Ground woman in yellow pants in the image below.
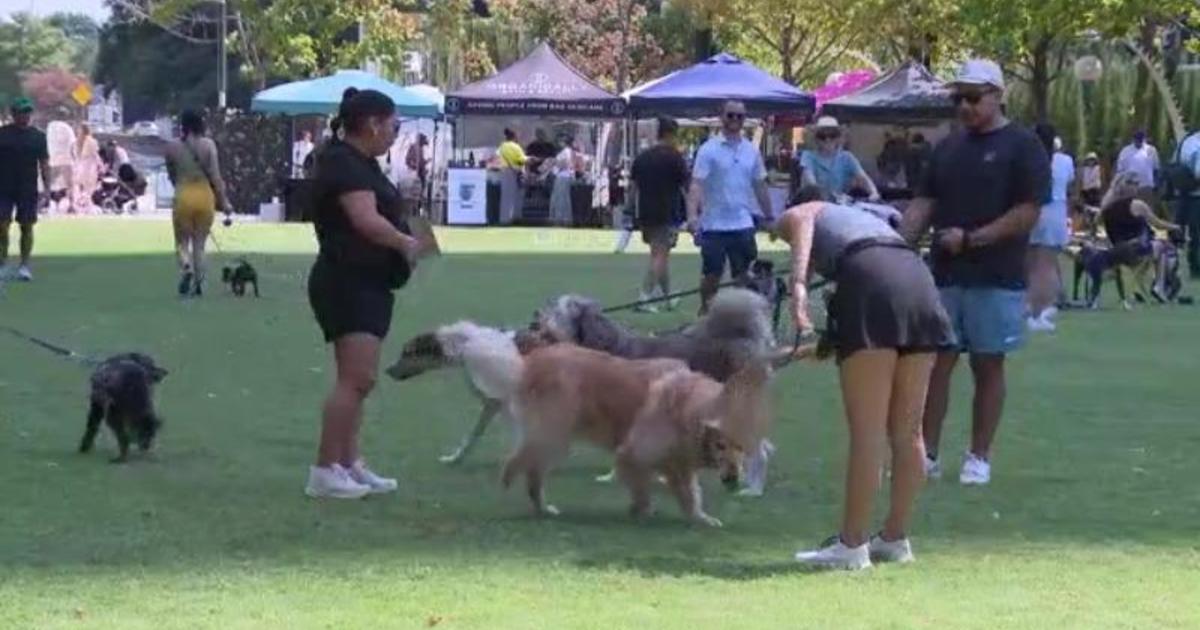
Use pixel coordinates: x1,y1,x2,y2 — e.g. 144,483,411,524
165,110,230,297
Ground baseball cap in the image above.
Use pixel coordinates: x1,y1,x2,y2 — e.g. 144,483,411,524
814,116,841,129
949,59,1005,91
10,97,34,114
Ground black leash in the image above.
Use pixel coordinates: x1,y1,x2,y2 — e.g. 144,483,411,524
1,325,99,367
600,267,831,314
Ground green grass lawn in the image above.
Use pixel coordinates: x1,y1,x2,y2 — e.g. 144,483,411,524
2,219,1198,629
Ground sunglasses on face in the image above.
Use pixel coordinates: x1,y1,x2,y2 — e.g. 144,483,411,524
816,132,840,141
724,112,746,121
951,89,996,106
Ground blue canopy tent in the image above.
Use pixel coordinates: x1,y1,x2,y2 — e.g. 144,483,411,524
625,53,814,119
251,70,441,117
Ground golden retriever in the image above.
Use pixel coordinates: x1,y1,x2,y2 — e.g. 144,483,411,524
442,321,772,527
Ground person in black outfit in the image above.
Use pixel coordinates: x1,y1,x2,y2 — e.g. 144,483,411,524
0,97,50,281
630,117,689,310
305,88,433,500
1085,172,1180,306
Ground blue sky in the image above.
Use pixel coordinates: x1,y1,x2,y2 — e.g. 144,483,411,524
1,0,109,21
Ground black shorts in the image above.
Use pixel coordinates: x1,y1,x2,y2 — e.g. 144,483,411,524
699,229,758,278
308,260,395,343
828,244,953,360
0,192,38,225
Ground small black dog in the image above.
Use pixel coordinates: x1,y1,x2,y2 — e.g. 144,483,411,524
79,353,168,463
742,259,789,334
222,259,259,297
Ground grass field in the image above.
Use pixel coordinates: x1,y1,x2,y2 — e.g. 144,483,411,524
2,219,1198,629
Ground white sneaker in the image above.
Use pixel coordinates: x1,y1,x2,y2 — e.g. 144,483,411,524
1041,306,1059,321
924,455,941,480
305,465,370,499
346,460,398,494
16,265,32,281
959,452,991,486
1026,316,1055,332
633,291,659,313
794,535,871,571
868,534,915,564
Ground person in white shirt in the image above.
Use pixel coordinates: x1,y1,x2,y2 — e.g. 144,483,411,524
1175,130,1200,276
549,136,582,226
1079,152,1103,206
1116,130,1160,208
292,131,314,178
1027,125,1074,331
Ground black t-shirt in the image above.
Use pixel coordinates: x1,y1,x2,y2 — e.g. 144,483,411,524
631,144,689,227
526,140,557,161
919,124,1050,289
312,140,411,288
0,124,48,198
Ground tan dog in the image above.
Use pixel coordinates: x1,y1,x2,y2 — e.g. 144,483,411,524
437,321,772,526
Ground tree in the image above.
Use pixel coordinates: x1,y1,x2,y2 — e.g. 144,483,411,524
956,0,1102,122
110,0,421,88
673,0,870,86
21,67,89,120
519,0,666,92
0,13,73,106
46,13,102,77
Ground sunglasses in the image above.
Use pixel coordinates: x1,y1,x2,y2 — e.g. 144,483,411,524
951,89,996,106
724,112,746,121
816,131,841,141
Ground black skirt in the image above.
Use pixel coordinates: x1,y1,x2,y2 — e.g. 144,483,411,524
827,244,952,360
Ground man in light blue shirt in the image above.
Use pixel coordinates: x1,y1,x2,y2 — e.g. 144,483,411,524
800,116,880,202
686,100,774,312
1174,130,1200,277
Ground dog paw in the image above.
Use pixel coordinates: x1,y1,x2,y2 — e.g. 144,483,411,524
693,514,723,528
594,470,616,483
537,505,561,518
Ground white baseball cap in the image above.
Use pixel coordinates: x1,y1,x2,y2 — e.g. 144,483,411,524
949,59,1005,91
814,115,841,129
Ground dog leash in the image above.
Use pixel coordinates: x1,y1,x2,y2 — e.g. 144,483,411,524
1,325,100,367
600,268,831,314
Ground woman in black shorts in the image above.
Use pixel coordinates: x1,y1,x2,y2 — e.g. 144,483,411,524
778,187,952,570
305,89,429,499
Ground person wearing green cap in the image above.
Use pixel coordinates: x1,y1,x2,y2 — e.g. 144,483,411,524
0,97,50,281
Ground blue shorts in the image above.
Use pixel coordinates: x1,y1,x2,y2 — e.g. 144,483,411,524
699,229,757,278
1030,201,1069,248
938,286,1026,354
0,192,38,225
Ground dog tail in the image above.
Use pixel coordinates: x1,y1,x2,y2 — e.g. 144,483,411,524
699,288,772,344
439,321,525,402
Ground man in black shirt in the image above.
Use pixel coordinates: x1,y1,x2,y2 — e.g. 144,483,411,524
630,117,689,311
0,97,50,281
900,59,1050,486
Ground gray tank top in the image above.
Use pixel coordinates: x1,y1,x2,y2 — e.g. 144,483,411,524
811,203,904,277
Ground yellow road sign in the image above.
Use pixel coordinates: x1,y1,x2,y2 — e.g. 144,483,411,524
71,83,93,107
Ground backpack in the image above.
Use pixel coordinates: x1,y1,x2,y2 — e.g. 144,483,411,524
1164,132,1199,195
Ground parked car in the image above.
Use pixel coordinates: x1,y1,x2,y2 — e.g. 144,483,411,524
129,121,161,137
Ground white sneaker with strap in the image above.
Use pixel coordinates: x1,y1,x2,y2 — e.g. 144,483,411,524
868,533,915,564
959,451,991,486
347,460,398,494
305,464,370,499
794,535,871,571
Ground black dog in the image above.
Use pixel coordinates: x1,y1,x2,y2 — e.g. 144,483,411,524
79,353,168,463
742,259,790,335
222,259,259,297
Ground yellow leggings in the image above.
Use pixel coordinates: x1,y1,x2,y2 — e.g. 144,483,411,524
173,181,216,234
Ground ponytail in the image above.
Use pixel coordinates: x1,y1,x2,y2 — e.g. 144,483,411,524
330,87,360,139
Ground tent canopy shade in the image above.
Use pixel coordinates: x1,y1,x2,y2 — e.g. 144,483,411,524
251,70,441,117
625,53,814,119
445,43,626,118
821,62,955,124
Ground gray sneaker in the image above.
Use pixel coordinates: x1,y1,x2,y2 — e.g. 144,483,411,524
16,265,33,282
